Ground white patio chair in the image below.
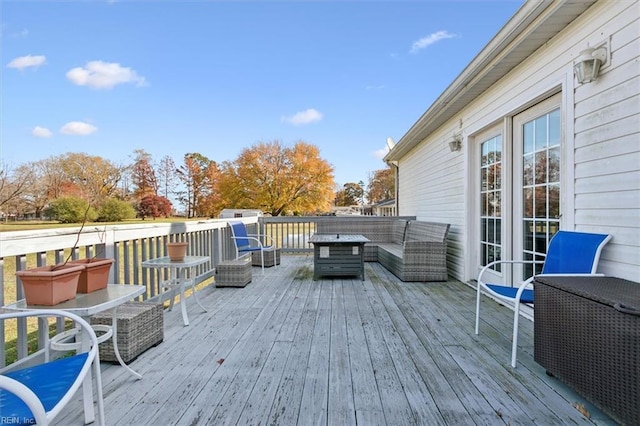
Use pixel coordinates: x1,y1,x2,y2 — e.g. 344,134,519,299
228,221,275,275
0,310,105,425
475,230,612,368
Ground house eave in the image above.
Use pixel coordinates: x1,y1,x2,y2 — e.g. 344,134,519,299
384,0,597,163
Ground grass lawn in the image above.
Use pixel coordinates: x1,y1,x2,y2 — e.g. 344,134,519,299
0,217,203,232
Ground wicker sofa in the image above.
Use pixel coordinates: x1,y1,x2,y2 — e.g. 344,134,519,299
316,218,450,281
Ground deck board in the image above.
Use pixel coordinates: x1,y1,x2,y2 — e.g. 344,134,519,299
58,254,615,425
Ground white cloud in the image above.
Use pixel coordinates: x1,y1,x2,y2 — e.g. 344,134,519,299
365,84,386,90
60,121,98,136
410,31,457,54
66,60,147,89
7,55,46,70
11,29,29,38
32,126,52,138
281,108,323,125
373,146,389,159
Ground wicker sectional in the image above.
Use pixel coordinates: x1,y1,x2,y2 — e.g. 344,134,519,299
316,218,450,282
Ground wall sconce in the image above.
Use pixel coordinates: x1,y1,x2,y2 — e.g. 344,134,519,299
449,134,462,152
574,46,607,84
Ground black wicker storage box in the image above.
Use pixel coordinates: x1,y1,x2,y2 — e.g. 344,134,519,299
90,302,164,363
534,276,639,425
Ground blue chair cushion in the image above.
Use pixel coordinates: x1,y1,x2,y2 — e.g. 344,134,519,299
0,353,89,423
486,284,534,304
239,246,271,253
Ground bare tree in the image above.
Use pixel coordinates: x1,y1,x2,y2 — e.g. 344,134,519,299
0,162,32,219
157,155,177,200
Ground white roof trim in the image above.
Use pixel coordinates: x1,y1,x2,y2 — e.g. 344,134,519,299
384,0,596,162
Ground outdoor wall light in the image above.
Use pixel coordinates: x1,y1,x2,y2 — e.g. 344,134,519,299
449,135,462,152
574,46,607,84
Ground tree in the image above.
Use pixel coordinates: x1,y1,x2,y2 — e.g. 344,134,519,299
131,149,158,199
137,194,172,219
157,155,177,200
335,182,364,206
367,167,395,204
175,153,217,218
0,162,33,219
44,196,97,223
97,198,136,222
58,153,123,204
219,140,334,216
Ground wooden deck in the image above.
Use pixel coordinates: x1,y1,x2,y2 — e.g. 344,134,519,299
59,255,614,425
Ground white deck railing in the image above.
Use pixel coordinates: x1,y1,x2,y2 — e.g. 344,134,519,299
1,215,410,367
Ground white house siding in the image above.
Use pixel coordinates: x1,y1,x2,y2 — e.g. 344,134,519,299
573,1,640,281
395,0,639,282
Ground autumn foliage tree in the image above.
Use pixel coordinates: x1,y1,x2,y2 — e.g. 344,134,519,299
57,153,123,204
334,182,364,206
131,149,158,199
176,153,221,218
367,167,395,204
219,140,334,216
137,195,172,219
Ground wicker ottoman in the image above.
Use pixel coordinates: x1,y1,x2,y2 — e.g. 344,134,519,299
90,302,164,363
216,257,252,287
534,276,640,426
251,248,280,267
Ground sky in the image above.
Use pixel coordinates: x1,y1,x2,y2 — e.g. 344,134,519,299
1,0,523,187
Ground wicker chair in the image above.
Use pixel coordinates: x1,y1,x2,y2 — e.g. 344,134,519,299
475,230,612,368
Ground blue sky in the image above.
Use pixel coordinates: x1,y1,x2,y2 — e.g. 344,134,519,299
1,0,522,187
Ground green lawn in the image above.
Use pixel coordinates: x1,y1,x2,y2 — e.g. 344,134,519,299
0,217,202,232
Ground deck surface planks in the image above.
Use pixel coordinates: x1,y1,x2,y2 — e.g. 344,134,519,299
58,254,615,425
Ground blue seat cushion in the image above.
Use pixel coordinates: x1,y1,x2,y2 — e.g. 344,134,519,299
239,245,272,253
0,353,89,423
486,284,534,304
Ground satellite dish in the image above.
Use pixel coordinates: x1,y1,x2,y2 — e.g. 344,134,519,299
386,137,395,150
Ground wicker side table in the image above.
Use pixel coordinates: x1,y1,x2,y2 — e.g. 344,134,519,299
90,301,164,363
252,248,281,267
216,256,252,287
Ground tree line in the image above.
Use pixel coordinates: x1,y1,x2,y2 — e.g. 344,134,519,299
0,140,394,222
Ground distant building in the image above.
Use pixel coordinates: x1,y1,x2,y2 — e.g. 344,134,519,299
371,199,396,216
218,209,263,219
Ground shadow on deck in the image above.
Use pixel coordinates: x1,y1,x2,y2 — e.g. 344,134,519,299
60,255,614,425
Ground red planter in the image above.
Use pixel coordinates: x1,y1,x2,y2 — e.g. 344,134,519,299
68,258,114,293
16,264,84,306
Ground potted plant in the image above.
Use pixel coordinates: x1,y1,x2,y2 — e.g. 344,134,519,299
167,240,188,261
